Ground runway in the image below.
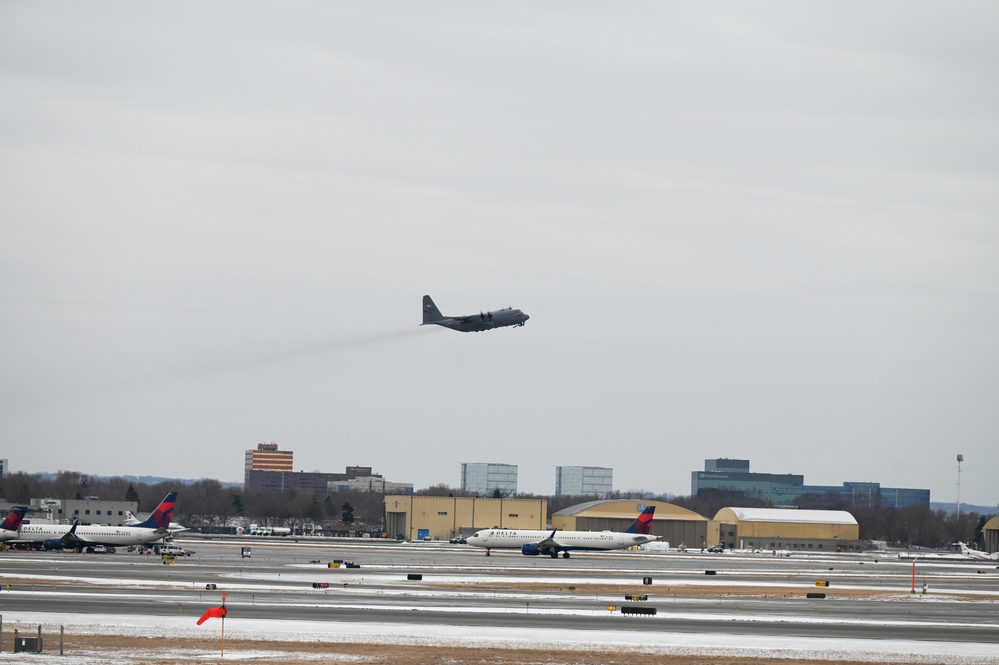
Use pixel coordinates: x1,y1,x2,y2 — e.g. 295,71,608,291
2,537,998,663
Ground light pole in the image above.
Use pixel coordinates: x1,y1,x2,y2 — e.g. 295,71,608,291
956,454,964,520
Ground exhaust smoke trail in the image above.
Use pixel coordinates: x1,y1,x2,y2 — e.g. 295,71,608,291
196,325,439,377
3,326,442,412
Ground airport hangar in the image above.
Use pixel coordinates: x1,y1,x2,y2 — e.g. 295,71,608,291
711,507,862,552
985,515,999,555
555,502,860,552
384,496,548,541
552,499,709,548
383,496,711,545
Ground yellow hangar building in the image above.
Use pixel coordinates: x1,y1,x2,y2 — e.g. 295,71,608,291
384,495,547,541
985,516,999,555
711,507,861,552
552,499,709,548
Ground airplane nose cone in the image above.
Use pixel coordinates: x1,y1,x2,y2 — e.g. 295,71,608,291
523,314,530,321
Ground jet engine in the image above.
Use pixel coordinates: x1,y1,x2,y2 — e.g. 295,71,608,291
42,539,65,550
521,544,541,556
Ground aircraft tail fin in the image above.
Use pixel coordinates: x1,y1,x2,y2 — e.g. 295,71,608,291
422,295,445,324
1,506,27,531
624,506,656,534
135,492,178,530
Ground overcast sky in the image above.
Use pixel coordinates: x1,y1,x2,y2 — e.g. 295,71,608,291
2,2,997,507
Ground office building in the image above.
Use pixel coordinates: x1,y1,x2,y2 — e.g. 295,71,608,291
246,465,382,494
555,466,613,497
799,482,930,509
329,476,413,494
692,459,930,508
244,443,293,486
692,458,804,506
460,463,518,497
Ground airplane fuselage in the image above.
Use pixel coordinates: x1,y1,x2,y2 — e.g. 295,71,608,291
14,524,168,548
422,295,528,332
431,308,529,332
466,528,657,553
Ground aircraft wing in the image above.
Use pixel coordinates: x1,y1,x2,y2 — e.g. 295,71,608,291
534,529,560,555
455,313,493,323
60,522,90,547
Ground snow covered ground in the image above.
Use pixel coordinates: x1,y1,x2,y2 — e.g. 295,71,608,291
2,612,999,664
3,545,997,663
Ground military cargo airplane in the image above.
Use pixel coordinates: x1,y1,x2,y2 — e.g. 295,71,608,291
421,295,529,332
466,506,657,558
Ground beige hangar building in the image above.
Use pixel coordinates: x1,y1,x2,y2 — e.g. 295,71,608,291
552,499,709,548
711,507,861,552
384,495,547,541
985,516,999,555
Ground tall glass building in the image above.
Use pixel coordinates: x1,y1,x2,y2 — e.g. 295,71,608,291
460,463,518,496
800,482,930,508
555,466,613,497
692,459,930,508
691,460,804,506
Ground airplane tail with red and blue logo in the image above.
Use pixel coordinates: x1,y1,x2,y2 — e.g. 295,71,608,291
1,506,28,532
134,492,177,530
624,505,655,534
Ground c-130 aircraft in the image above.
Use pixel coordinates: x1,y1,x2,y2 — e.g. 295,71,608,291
422,295,529,332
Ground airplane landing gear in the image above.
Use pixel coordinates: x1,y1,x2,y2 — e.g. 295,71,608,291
485,549,491,557
562,551,571,559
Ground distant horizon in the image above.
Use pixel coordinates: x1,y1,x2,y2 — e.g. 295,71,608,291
7,468,998,515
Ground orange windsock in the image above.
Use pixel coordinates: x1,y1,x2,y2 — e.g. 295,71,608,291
197,606,228,625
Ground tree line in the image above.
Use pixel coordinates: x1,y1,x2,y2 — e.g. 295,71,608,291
1,471,992,549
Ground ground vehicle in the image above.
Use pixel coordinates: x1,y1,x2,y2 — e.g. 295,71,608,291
92,545,107,554
154,543,190,556
707,545,725,553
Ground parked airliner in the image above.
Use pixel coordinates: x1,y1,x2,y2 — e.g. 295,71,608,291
13,492,177,551
124,510,189,534
466,506,657,558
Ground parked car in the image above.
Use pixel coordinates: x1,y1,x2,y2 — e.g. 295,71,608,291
92,545,107,554
707,545,725,553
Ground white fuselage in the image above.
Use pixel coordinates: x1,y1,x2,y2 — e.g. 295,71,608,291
0,529,19,542
15,524,167,547
466,528,656,552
